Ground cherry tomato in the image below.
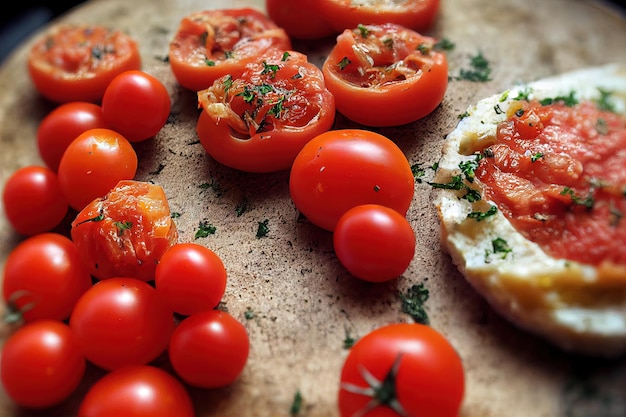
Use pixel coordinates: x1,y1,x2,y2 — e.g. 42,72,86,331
265,0,336,40
71,180,179,281
318,0,440,33
334,204,416,282
169,310,250,388
155,243,227,316
197,48,335,172
322,23,449,127
2,165,68,235
289,129,415,232
101,70,171,142
27,24,141,103
78,365,195,417
0,320,86,408
168,8,292,91
69,277,175,371
57,127,138,212
339,323,465,417
2,232,92,323
37,102,108,172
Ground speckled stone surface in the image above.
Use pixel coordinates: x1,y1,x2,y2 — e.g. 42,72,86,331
1,1,626,416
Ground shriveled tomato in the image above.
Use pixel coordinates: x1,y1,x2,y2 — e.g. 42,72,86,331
155,243,227,316
169,310,250,388
0,320,86,409
318,0,440,33
334,204,416,282
78,365,195,417
168,8,292,91
57,127,138,212
339,323,464,417
37,101,108,172
70,180,178,281
289,129,414,232
322,23,448,126
265,0,336,40
101,70,171,142
197,48,335,172
69,277,175,371
2,165,68,235
2,233,92,323
27,24,141,103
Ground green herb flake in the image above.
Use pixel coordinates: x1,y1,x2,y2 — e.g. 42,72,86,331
223,75,233,93
244,307,255,320
338,57,351,70
399,283,430,325
467,205,498,221
459,156,480,183
205,59,216,67
463,188,482,203
560,187,594,209
171,212,181,219
596,88,616,112
531,152,544,162
281,51,291,61
75,212,105,226
434,38,455,51
267,95,286,118
539,91,578,107
357,23,370,38
256,219,270,238
261,61,280,78
113,221,132,236
343,329,357,349
428,174,465,190
458,111,470,119
383,37,394,50
457,51,492,82
513,87,532,101
416,42,431,54
195,221,217,239
224,50,234,59
235,198,249,217
411,163,426,183
289,390,303,416
491,237,512,259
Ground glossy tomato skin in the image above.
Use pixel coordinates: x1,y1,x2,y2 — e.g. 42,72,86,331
2,233,92,323
197,49,335,173
169,310,250,388
69,277,175,371
57,128,138,211
339,323,465,417
266,0,336,40
2,165,68,235
169,8,292,91
334,204,416,282
78,365,195,417
0,320,86,408
102,70,171,142
322,24,448,127
71,180,178,281
289,129,415,232
37,102,108,172
27,25,141,103
155,243,227,316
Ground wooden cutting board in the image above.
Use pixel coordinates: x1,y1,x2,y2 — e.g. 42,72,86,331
1,0,626,416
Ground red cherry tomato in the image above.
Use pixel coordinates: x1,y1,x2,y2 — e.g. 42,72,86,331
169,310,250,388
0,320,86,408
101,70,171,142
57,128,138,212
69,277,175,371
27,24,141,103
2,165,68,235
78,365,195,417
333,204,416,282
265,0,336,40
339,323,465,417
169,8,292,91
196,48,335,173
37,101,108,172
289,129,415,232
322,23,448,127
2,232,92,323
155,243,227,316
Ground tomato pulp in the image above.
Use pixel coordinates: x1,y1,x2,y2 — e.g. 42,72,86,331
476,100,626,267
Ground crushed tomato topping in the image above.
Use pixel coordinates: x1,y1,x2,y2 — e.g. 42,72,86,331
475,99,626,266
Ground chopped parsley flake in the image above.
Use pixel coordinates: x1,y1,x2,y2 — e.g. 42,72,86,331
399,283,430,325
357,24,370,38
488,237,512,260
539,91,578,107
205,59,216,67
596,88,616,112
281,51,290,61
434,37,455,51
560,187,594,209
195,221,217,239
244,307,255,320
411,163,426,183
256,219,270,238
235,198,249,217
113,221,132,236
457,51,492,82
261,61,280,78
338,57,351,70
289,391,303,416
467,205,498,221
531,152,544,162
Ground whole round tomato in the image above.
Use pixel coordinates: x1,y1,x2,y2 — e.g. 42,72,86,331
37,101,108,172
2,165,68,235
334,204,416,282
57,127,138,211
69,277,175,371
169,310,250,388
266,0,336,40
2,232,92,323
27,24,141,103
155,243,227,316
289,129,415,232
322,23,448,127
78,365,195,417
339,323,465,417
102,70,171,142
0,320,86,408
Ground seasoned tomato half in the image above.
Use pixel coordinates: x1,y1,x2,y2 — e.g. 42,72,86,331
197,48,335,173
322,23,448,127
27,25,141,103
168,8,292,92
70,180,178,281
